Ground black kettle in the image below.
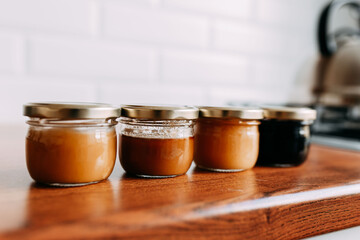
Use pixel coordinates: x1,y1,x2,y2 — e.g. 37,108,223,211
314,0,360,106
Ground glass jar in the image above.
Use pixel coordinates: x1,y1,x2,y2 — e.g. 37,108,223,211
23,102,120,186
194,107,264,172
257,107,317,167
119,105,198,178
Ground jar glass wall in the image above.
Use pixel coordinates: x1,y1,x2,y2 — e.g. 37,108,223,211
120,118,195,178
257,119,313,167
195,118,260,172
257,107,317,167
23,102,120,187
119,105,198,178
194,107,264,172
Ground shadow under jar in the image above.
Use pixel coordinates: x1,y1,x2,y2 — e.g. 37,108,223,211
257,107,317,167
119,105,198,178
23,102,120,187
194,107,264,172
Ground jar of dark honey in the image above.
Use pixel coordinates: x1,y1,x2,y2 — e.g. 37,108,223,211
257,107,317,167
119,105,198,178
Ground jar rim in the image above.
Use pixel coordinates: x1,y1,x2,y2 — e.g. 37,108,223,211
121,105,199,120
23,102,120,119
198,106,264,120
26,119,117,127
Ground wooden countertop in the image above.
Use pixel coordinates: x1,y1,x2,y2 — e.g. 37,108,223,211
1,125,360,239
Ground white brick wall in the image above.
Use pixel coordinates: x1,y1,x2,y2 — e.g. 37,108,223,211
0,77,97,123
104,1,209,47
163,0,253,19
0,0,330,123
0,33,24,74
99,83,207,106
0,0,94,34
29,36,156,81
213,20,298,57
161,49,249,84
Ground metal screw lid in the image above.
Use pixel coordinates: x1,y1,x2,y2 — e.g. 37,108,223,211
198,106,264,120
121,105,199,120
23,102,121,119
262,106,317,121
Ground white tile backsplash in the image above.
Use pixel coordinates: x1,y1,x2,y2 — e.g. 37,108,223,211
207,85,291,106
252,57,298,87
162,49,249,85
213,20,297,57
99,83,207,106
103,1,209,47
0,33,23,73
163,0,253,19
28,36,157,81
256,0,329,30
0,0,94,34
0,0,331,123
0,77,97,123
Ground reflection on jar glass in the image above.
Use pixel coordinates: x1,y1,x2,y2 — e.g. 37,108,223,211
119,105,198,178
257,107,317,167
23,102,120,186
194,107,263,172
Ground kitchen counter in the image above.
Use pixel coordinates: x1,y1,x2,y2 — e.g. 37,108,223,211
1,126,360,239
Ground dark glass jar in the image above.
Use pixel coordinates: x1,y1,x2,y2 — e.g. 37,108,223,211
257,107,316,167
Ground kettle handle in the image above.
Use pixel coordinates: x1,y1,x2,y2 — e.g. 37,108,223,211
317,0,360,57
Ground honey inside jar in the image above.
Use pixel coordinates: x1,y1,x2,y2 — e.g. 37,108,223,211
195,118,260,171
120,135,194,177
23,102,120,186
257,107,316,167
119,105,198,178
194,107,263,172
26,126,117,185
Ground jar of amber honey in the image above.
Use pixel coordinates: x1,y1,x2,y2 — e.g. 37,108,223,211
194,107,264,172
23,102,120,187
119,105,198,178
257,107,316,167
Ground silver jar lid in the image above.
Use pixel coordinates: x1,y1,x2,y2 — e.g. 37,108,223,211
121,105,199,120
23,102,121,119
198,106,264,120
262,106,317,121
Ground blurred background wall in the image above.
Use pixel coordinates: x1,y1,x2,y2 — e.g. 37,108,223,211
0,0,332,123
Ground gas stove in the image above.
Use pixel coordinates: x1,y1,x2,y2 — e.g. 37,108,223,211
312,105,360,151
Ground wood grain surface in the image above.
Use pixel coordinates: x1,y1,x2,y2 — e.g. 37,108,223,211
0,125,360,239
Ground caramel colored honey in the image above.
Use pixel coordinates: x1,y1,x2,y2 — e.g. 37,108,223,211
119,135,194,177
26,127,117,184
194,118,260,171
